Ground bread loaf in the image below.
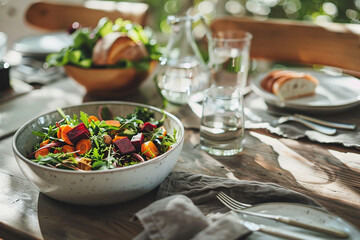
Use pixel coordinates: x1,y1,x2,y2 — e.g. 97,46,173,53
261,70,318,100
92,32,148,66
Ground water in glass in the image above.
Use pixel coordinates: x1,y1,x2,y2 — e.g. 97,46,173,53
200,86,245,156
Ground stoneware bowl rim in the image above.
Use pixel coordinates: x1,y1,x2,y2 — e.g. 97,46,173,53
12,101,184,175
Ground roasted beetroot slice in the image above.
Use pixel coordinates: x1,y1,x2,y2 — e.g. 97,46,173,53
131,133,144,152
66,123,90,145
98,106,113,121
114,138,136,155
140,122,157,132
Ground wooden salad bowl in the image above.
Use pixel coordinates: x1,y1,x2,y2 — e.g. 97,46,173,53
64,61,157,99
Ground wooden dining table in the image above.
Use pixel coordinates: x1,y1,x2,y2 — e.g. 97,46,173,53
0,55,360,240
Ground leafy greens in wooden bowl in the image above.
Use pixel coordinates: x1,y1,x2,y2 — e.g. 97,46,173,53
47,18,160,98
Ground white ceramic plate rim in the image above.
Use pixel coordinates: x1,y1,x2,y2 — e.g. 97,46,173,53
251,68,360,110
12,101,185,174
13,31,72,55
243,202,360,239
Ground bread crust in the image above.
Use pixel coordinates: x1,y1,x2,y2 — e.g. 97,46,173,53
92,32,148,66
272,74,318,94
261,70,319,99
261,70,303,92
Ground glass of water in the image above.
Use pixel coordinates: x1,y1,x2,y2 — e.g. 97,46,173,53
209,31,252,90
200,86,245,156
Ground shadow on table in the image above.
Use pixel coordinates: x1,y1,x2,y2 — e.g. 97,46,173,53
37,189,157,240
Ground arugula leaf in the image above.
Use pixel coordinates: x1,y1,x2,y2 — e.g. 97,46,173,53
32,131,48,138
80,111,89,128
99,106,113,121
158,128,177,153
34,153,79,170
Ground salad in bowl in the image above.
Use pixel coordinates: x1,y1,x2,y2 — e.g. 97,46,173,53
12,102,184,205
30,106,177,171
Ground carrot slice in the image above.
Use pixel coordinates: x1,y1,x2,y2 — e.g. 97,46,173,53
158,126,167,139
57,126,62,138
40,139,50,147
88,115,99,122
76,139,91,155
105,120,120,127
61,145,75,154
113,135,127,142
61,125,74,145
35,148,49,159
141,141,159,159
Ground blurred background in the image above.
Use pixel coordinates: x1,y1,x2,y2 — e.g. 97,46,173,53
143,0,360,33
1,0,359,48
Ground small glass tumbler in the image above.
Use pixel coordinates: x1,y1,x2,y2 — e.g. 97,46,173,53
200,86,245,156
209,31,252,91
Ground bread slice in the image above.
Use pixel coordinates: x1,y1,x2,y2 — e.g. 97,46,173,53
261,70,319,100
261,70,296,92
92,32,148,66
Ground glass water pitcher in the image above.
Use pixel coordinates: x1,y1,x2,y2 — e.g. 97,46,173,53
154,15,212,105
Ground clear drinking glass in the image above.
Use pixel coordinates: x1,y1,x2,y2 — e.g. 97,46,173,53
200,86,245,156
209,31,252,90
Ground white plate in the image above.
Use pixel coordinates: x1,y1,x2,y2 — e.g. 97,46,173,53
242,202,360,240
13,31,72,58
251,69,360,113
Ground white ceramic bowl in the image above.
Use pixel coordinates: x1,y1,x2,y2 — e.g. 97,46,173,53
12,101,184,205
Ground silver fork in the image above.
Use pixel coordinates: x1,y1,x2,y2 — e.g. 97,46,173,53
216,191,348,238
274,116,336,135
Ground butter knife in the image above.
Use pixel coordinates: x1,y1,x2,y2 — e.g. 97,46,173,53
245,108,337,135
231,209,348,238
268,111,356,130
294,114,356,130
230,212,329,240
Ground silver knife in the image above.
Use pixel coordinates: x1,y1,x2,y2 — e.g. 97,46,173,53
245,108,337,135
294,114,356,130
231,209,348,238
230,211,329,240
267,111,356,130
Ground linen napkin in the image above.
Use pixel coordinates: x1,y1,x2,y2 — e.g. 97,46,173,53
133,172,324,240
134,194,251,240
245,93,360,148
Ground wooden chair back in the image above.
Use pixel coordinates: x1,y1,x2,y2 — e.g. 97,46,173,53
25,1,149,31
211,17,360,75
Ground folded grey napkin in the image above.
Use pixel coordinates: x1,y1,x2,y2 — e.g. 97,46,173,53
134,194,251,240
245,93,360,148
133,172,323,240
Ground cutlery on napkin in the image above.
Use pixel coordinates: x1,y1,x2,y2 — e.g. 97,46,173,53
267,111,356,130
244,108,337,135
